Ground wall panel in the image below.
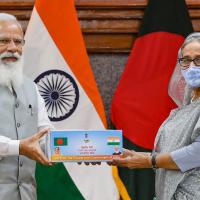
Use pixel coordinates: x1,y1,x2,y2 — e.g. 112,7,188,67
0,0,200,53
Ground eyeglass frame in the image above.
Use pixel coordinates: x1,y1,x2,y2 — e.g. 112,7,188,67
0,37,25,47
178,56,200,69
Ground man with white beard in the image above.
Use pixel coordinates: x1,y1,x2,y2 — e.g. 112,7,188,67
0,13,52,200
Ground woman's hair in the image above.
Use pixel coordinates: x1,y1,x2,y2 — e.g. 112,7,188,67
168,33,200,106
179,32,200,58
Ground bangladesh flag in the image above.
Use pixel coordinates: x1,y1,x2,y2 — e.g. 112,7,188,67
111,0,193,199
54,138,68,146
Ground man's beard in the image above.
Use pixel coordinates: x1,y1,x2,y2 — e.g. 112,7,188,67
0,52,24,89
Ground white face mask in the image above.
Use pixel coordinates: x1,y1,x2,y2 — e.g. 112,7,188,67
181,65,200,88
0,51,24,88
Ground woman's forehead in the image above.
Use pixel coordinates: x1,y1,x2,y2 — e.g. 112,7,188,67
182,41,200,56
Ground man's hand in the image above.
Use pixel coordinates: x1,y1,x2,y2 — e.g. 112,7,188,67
19,128,52,166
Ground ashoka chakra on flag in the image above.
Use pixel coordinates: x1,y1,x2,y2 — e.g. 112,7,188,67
35,69,79,122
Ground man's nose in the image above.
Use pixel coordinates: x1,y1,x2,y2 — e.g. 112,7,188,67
6,40,18,52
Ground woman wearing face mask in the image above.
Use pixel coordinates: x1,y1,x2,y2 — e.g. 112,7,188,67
112,32,200,200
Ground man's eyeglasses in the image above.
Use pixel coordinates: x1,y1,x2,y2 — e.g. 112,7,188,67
179,57,200,69
0,38,25,47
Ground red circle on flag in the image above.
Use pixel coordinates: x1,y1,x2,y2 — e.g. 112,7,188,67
57,139,63,145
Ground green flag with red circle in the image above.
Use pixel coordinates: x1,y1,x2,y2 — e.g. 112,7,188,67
54,138,68,146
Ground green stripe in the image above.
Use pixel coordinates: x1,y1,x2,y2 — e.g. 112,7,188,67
36,163,85,200
107,142,120,145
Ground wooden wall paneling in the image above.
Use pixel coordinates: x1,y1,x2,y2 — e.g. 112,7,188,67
80,19,140,33
78,9,144,20
84,33,135,53
75,0,200,8
0,0,199,8
192,19,200,31
0,0,33,9
77,1,144,53
189,9,200,18
0,0,200,53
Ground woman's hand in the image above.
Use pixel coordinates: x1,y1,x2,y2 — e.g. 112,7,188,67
111,149,179,170
111,149,152,169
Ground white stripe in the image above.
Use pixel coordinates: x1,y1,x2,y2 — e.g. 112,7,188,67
108,139,120,142
24,8,119,200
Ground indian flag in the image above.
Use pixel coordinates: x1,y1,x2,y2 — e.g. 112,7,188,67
107,137,120,145
23,0,120,199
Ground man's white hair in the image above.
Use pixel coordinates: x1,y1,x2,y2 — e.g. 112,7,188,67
0,13,24,88
0,13,17,21
0,13,23,34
